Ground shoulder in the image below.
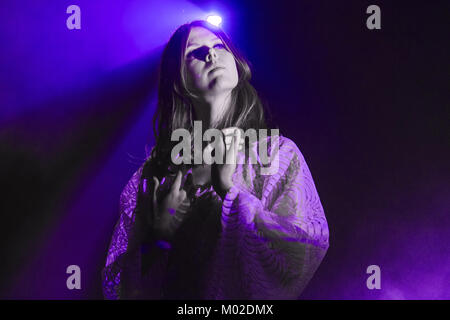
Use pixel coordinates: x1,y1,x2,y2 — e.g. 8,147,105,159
241,132,306,178
277,135,303,157
257,133,306,164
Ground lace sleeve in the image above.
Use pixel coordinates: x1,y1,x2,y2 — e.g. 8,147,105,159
102,160,176,299
206,137,329,299
101,167,143,299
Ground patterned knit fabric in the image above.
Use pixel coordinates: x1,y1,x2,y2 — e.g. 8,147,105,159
102,135,329,299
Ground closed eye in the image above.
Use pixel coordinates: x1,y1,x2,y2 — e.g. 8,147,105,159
186,43,228,60
186,46,210,60
214,43,226,50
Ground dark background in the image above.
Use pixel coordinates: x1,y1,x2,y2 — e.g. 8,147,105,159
0,0,448,299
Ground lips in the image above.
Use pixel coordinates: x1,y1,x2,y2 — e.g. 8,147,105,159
208,66,225,75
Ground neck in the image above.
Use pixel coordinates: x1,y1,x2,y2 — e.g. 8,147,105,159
193,91,232,128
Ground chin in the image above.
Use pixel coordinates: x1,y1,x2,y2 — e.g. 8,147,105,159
207,77,237,92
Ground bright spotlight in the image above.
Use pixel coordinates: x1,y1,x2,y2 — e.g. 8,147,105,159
206,15,222,27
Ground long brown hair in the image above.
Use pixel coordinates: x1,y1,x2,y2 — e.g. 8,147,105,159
148,20,272,176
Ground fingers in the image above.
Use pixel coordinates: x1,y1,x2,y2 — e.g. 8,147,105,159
214,133,226,164
222,127,237,147
178,189,187,202
152,176,159,209
225,129,240,165
170,170,182,193
222,127,236,151
184,172,193,189
202,142,215,165
234,129,240,154
223,127,244,152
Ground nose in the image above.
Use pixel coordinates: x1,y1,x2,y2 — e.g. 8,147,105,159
205,47,218,63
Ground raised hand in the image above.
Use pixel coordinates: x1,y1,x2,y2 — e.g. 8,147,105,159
152,170,188,240
211,128,241,200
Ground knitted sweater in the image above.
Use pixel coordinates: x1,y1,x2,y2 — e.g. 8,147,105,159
102,135,329,299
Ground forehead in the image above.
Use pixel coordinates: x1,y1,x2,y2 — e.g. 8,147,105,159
187,27,220,45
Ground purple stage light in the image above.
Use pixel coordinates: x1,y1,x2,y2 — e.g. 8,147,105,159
206,14,222,27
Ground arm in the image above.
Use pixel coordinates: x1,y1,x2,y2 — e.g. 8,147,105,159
207,137,329,299
101,166,170,299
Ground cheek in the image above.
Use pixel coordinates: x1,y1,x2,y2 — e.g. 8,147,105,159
224,55,239,82
187,62,204,82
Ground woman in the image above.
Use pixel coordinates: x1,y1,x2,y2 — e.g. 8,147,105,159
102,20,329,299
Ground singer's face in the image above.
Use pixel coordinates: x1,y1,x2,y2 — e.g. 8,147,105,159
184,27,239,97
